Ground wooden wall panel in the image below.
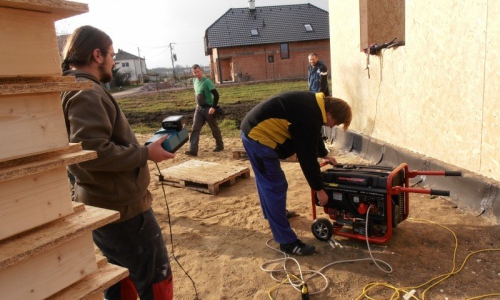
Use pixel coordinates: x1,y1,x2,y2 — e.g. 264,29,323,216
330,0,500,181
0,92,69,162
359,0,405,51
0,6,61,76
0,233,97,300
480,0,500,180
0,1,128,298
0,166,73,239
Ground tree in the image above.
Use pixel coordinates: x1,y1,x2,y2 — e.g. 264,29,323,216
110,65,130,88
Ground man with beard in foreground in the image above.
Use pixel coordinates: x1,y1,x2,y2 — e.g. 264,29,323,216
61,25,175,300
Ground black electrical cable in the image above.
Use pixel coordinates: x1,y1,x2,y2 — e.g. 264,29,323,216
155,162,199,300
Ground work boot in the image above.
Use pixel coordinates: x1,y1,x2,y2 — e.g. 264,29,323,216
213,145,224,152
280,239,315,256
184,150,198,156
286,209,298,218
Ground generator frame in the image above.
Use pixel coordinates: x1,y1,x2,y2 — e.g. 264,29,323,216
310,163,461,244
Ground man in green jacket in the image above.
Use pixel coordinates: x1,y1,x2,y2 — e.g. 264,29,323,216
184,64,224,156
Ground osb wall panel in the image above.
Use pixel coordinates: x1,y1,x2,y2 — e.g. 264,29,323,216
480,1,500,178
359,0,405,50
0,6,61,76
329,0,499,181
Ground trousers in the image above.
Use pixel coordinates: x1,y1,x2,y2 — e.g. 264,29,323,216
189,106,223,152
241,132,298,244
93,208,173,300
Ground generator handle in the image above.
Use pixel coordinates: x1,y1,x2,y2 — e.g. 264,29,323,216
408,170,462,178
394,187,450,197
430,189,451,196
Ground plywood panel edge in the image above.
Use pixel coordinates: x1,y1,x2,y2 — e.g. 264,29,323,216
0,76,93,95
0,205,119,270
0,76,74,83
0,149,97,182
0,0,88,20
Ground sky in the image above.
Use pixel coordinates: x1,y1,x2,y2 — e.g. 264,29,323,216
55,0,329,69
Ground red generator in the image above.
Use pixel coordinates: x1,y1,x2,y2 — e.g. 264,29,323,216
310,163,461,244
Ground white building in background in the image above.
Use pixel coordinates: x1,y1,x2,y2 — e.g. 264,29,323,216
115,49,147,84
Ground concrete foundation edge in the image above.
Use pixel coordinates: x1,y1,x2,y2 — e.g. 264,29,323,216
329,128,500,224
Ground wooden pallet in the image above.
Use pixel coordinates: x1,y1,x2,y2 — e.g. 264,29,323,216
232,148,249,160
159,160,250,194
232,148,298,162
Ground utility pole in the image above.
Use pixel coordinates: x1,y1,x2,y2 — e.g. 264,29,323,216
137,47,143,83
169,43,176,80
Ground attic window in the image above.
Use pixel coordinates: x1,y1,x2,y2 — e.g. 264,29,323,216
304,24,313,32
250,29,259,36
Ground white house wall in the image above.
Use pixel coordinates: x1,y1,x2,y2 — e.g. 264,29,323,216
116,59,147,82
329,0,499,181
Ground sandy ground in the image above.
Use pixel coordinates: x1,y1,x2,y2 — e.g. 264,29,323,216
139,134,500,300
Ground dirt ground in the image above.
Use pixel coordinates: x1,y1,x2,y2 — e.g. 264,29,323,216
136,131,500,300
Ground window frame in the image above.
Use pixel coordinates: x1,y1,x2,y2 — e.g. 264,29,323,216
280,43,290,59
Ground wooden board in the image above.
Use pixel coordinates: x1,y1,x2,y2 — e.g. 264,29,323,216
0,143,97,182
232,148,250,160
0,7,62,76
159,159,250,194
0,76,93,95
0,233,97,300
0,203,119,270
0,166,74,240
0,0,88,20
48,255,128,300
232,147,298,162
0,92,70,162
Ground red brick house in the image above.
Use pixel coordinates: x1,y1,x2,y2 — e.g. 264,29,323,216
204,1,330,84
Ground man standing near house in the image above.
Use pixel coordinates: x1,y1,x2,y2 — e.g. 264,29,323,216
184,64,224,156
308,53,329,96
61,25,174,300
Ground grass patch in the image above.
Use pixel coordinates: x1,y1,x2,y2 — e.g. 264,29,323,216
118,79,307,110
119,79,310,136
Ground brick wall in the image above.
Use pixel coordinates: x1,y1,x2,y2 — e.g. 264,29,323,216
209,39,330,83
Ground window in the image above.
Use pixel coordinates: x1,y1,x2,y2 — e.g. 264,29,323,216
268,55,274,63
250,29,259,36
359,0,405,52
122,62,129,67
280,43,289,59
304,24,313,32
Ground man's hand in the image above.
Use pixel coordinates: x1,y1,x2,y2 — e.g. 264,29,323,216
208,107,215,115
321,156,338,165
147,135,175,162
316,189,329,206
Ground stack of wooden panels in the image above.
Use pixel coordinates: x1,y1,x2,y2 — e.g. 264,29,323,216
0,1,128,299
